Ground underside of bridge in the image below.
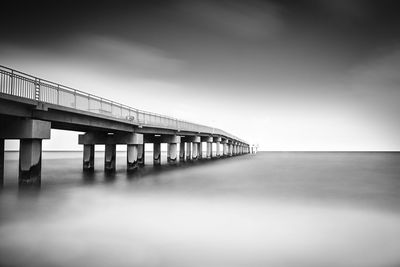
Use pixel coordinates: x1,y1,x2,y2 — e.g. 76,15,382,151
0,94,250,187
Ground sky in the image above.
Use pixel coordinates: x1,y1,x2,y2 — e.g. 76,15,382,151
1,0,400,151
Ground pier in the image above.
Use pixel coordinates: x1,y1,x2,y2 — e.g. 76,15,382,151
0,65,250,186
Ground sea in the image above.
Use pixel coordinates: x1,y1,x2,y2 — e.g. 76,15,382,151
1,151,400,267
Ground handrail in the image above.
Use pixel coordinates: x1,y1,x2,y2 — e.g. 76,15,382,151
0,65,247,144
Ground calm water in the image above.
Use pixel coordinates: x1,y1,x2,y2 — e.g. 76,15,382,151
1,152,400,267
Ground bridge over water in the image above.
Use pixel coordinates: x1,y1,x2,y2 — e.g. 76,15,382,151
0,65,250,186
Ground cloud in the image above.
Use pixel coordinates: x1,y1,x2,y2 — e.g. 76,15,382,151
0,35,184,81
178,0,283,41
349,47,400,93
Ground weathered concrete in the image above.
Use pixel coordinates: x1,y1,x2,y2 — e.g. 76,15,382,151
186,142,192,161
145,134,180,144
198,142,203,159
79,132,143,145
153,142,161,165
0,118,51,139
0,139,4,185
19,139,42,186
137,144,145,166
201,136,213,143
179,142,185,161
104,144,116,172
0,119,52,186
223,143,228,157
206,142,212,159
167,143,178,163
216,142,221,158
127,144,138,171
213,137,222,158
83,144,95,171
79,132,143,171
181,136,201,143
192,142,198,160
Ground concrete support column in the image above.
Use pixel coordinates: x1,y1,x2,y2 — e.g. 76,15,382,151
223,143,228,157
104,144,116,172
215,142,220,158
186,142,192,161
127,144,138,172
192,142,198,160
153,143,161,165
198,142,203,159
179,142,185,161
137,144,145,166
206,142,212,159
167,143,178,163
0,139,4,185
19,139,42,186
83,144,95,171
0,119,50,186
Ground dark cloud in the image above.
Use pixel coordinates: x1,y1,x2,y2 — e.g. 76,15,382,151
2,0,400,46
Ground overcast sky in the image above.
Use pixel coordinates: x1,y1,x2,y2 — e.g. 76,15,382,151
1,0,400,151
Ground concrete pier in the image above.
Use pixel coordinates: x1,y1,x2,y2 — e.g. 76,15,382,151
0,119,51,186
207,142,212,159
213,137,222,158
167,143,178,163
181,136,200,161
143,134,180,165
192,142,198,160
0,139,3,185
198,142,203,159
104,144,116,172
153,143,161,165
127,144,138,171
79,132,143,172
186,142,192,161
19,139,42,186
83,144,95,171
222,141,228,157
137,144,145,166
179,142,185,161
200,136,213,159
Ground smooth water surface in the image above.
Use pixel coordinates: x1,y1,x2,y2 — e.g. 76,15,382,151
1,152,400,267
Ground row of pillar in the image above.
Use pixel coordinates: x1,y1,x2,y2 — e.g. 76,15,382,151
0,118,251,186
78,133,250,173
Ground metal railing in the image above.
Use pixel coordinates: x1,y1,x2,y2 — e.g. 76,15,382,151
0,65,246,143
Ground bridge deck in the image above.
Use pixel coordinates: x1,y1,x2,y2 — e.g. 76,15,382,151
0,65,246,143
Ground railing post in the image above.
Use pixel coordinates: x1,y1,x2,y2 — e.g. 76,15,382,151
73,90,77,109
88,94,90,111
10,70,14,95
100,98,103,112
57,85,60,105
